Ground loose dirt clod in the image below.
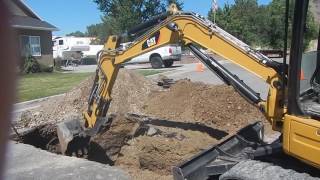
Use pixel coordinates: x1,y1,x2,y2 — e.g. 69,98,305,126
16,69,270,180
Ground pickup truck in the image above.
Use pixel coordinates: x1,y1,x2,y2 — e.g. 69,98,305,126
120,43,182,68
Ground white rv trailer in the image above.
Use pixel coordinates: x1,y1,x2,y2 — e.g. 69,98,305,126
53,36,90,60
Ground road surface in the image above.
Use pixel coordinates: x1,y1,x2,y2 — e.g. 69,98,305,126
5,142,129,180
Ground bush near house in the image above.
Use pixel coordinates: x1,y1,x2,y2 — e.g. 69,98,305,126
21,56,54,74
22,56,41,74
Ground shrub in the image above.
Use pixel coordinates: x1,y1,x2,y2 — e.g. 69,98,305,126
23,56,41,74
53,57,64,71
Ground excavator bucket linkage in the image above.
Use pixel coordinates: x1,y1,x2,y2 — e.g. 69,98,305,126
172,122,282,180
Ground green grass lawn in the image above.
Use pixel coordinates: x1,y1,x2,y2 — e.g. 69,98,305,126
18,72,93,102
17,69,164,102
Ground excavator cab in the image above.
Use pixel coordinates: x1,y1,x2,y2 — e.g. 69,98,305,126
300,50,320,116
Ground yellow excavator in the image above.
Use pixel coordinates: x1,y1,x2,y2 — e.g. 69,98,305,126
56,0,320,179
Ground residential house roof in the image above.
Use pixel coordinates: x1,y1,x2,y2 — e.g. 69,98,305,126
11,16,58,31
8,0,59,31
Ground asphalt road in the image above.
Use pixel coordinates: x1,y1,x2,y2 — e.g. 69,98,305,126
5,142,129,180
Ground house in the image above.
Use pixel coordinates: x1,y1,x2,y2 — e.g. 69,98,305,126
7,0,58,70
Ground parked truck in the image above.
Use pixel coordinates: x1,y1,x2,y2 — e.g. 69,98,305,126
120,42,182,68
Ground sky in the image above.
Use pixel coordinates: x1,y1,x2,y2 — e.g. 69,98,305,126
24,0,271,36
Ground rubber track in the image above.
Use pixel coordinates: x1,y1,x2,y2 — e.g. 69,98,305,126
219,160,319,180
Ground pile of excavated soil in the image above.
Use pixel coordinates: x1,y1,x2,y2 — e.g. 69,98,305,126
143,79,266,133
16,69,269,180
18,69,158,129
18,76,94,129
116,130,216,179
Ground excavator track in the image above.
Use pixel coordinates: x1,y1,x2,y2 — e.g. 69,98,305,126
220,160,319,180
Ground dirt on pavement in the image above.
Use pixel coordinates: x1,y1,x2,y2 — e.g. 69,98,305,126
16,69,269,180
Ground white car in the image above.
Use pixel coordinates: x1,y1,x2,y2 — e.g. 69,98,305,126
120,43,182,68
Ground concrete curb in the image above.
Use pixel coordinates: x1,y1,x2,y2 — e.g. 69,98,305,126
15,94,65,107
146,69,180,78
5,142,130,180
146,63,197,78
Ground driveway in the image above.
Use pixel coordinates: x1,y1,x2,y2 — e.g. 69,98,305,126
61,65,97,73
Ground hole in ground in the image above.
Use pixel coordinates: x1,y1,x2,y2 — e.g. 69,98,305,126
12,113,228,176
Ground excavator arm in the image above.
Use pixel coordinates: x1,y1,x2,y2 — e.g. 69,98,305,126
84,10,284,133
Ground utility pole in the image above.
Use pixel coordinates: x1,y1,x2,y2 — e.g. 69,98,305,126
212,0,218,24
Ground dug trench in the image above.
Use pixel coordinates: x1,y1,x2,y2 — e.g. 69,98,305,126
12,113,228,178
12,69,272,179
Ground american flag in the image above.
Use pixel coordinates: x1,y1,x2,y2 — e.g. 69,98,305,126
212,0,218,12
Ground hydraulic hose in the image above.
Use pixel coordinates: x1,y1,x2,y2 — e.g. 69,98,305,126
188,44,262,105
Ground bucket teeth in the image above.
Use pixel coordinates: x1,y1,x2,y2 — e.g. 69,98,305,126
56,119,86,155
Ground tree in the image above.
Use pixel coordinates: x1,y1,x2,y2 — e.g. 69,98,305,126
209,0,264,46
64,0,184,44
263,0,317,49
66,31,86,37
167,0,183,10
86,24,103,37
93,0,183,34
208,0,318,50
86,23,111,44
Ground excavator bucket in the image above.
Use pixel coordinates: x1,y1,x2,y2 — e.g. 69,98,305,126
56,118,90,156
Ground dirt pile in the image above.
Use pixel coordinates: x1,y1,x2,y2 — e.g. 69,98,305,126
116,130,216,179
18,76,93,129
108,69,158,114
143,79,266,133
18,69,158,129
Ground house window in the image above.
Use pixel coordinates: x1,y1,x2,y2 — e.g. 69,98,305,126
20,36,41,56
59,40,64,45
